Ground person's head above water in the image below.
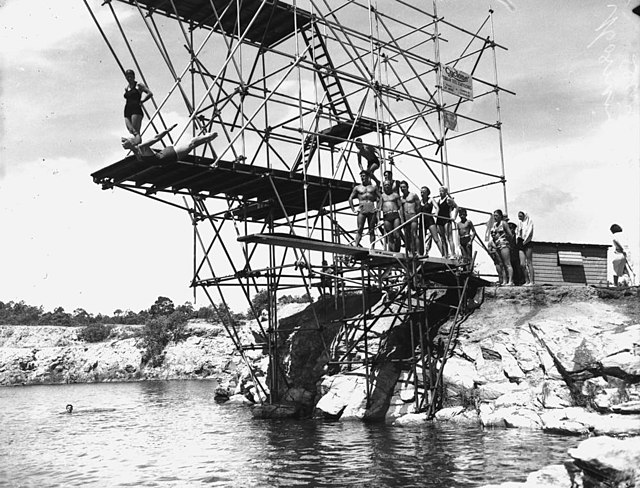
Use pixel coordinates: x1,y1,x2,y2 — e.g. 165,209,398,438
66,404,73,414
610,224,623,234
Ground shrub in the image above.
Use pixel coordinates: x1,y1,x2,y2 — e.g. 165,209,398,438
141,311,189,367
78,323,113,343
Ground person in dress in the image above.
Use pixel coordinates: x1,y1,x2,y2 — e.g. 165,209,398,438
516,211,535,286
610,223,630,287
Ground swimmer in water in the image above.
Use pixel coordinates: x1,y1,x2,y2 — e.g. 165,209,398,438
66,404,73,414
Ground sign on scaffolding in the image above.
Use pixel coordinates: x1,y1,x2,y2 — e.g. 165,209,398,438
442,66,473,100
443,110,458,131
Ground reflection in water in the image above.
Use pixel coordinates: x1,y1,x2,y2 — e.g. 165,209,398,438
0,382,579,487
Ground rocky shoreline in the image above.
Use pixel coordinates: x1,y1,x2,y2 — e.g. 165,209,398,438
1,286,639,486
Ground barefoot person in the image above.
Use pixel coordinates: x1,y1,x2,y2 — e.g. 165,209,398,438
490,209,514,286
457,208,476,263
399,181,421,255
380,181,403,252
355,138,381,184
349,170,380,247
436,186,458,258
123,69,153,145
121,124,218,164
516,211,535,286
419,186,443,257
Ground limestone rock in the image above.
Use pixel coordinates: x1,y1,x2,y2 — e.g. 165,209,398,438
503,408,542,429
393,412,429,426
434,406,465,421
315,370,368,419
569,436,640,487
442,356,476,390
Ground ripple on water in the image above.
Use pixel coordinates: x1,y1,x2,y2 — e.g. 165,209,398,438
0,382,581,487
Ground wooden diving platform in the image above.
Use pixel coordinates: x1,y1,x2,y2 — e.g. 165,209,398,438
90,157,353,221
316,118,381,147
115,0,311,49
238,233,475,271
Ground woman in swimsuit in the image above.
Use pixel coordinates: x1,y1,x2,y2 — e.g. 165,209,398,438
122,124,218,165
490,209,514,286
124,69,153,145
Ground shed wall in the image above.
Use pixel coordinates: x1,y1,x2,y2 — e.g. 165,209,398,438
531,243,607,286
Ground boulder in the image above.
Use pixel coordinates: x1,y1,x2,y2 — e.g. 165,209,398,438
434,406,465,421
503,409,542,429
315,370,368,419
442,356,476,390
569,436,640,487
393,412,429,426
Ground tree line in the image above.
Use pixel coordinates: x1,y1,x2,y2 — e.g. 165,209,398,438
0,291,310,327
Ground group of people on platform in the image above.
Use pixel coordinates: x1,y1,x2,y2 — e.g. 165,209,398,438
348,165,536,286
121,71,632,290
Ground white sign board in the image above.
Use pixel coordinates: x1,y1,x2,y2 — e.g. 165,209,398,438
443,110,458,131
442,66,473,100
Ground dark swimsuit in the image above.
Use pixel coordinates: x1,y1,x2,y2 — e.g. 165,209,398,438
436,197,452,226
420,200,435,227
140,147,177,165
124,85,144,119
383,210,400,223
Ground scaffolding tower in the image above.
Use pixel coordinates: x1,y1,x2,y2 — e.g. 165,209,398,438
88,0,510,418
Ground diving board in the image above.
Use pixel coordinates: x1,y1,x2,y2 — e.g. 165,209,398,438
237,233,368,256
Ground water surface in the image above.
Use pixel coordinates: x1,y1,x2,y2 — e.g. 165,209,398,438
0,381,579,487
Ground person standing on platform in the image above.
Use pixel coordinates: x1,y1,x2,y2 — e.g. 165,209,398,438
122,124,218,165
349,170,380,247
399,181,421,256
318,259,332,297
379,181,404,252
419,186,443,257
457,208,476,264
436,186,458,258
382,169,400,194
516,211,535,286
123,69,153,145
490,209,515,286
355,138,381,185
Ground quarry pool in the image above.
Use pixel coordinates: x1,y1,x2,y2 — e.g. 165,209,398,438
0,381,579,487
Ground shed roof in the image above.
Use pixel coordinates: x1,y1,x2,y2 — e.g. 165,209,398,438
532,241,610,249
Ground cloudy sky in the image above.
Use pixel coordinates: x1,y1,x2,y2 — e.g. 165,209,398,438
1,0,638,315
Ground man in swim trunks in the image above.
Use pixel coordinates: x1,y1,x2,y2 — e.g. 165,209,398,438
122,124,218,165
399,181,421,255
355,138,381,185
379,181,404,252
456,208,476,263
349,170,380,247
436,186,458,258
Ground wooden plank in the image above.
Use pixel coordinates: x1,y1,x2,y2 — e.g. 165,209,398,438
238,233,368,256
